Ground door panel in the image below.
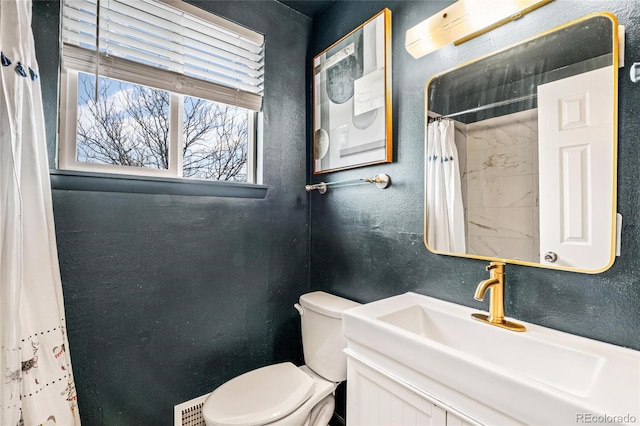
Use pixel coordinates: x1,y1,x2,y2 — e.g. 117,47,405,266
537,65,614,270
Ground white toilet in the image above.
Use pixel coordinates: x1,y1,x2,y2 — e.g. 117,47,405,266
202,291,360,426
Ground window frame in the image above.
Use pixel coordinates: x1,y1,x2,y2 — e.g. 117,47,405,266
57,0,263,185
58,68,258,183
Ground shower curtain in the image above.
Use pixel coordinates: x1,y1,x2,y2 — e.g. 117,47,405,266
426,119,466,253
1,1,80,424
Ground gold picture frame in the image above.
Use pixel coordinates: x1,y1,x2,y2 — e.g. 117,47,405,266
312,8,392,174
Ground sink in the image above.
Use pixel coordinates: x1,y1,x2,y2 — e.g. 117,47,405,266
378,304,603,397
343,292,640,425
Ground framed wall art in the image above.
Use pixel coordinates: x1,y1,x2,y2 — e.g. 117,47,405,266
313,8,392,174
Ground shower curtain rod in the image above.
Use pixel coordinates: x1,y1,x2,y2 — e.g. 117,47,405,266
431,93,537,121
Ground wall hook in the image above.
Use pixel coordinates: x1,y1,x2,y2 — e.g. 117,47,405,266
630,62,640,83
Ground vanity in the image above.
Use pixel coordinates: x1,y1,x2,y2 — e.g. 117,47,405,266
343,292,640,425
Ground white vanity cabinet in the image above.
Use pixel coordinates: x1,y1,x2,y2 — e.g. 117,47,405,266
346,355,474,426
342,293,640,426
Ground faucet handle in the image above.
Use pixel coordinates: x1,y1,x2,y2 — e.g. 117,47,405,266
485,262,505,272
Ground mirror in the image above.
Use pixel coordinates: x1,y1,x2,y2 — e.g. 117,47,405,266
424,13,619,273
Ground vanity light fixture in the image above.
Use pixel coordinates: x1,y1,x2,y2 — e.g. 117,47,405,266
405,0,554,59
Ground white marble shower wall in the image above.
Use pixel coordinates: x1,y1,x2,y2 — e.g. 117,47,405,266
455,122,468,229
465,109,539,262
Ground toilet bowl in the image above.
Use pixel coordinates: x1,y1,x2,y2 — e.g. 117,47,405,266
202,292,360,426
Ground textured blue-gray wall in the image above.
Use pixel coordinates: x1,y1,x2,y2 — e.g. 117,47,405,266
33,1,311,425
31,0,640,424
310,3,640,417
310,0,640,350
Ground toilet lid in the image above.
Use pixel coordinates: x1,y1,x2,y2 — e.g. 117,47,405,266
202,362,315,426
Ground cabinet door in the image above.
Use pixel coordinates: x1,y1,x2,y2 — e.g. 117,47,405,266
347,358,447,425
446,411,475,426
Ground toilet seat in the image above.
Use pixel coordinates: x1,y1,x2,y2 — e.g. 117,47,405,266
202,362,315,426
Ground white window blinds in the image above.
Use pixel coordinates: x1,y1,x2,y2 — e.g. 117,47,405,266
61,0,264,111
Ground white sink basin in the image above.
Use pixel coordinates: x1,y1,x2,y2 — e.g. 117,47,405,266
379,304,602,397
343,292,640,425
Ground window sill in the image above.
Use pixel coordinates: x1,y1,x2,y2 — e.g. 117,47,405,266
49,170,268,199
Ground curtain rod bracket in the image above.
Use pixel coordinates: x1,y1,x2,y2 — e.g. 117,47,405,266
305,182,328,194
364,173,391,189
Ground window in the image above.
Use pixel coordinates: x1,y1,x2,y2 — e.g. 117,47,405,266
59,0,264,183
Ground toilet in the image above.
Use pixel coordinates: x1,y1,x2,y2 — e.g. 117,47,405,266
202,291,360,426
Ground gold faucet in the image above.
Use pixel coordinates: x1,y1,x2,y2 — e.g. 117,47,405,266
471,262,526,332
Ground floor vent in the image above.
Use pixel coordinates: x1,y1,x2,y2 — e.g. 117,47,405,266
174,393,210,426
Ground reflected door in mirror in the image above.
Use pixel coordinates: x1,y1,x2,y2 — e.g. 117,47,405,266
538,66,614,270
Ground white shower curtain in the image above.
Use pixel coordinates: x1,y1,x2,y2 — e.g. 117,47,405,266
1,1,80,425
426,119,466,253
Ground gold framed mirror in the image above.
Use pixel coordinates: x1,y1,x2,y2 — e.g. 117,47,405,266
424,13,619,273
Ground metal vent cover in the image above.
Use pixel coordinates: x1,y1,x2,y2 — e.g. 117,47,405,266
174,393,210,426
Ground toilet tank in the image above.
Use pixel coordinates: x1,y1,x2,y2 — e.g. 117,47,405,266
297,291,361,382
